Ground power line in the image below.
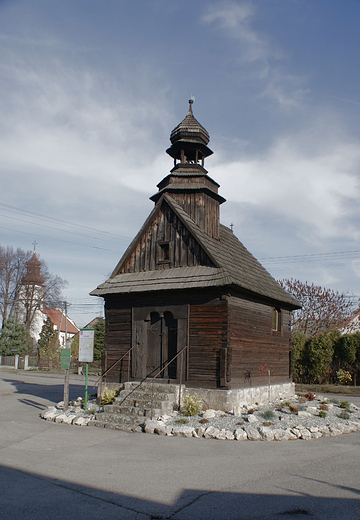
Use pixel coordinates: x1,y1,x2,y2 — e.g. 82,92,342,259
0,225,123,253
0,202,131,241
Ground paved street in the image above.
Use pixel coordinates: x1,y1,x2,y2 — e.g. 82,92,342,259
0,368,359,519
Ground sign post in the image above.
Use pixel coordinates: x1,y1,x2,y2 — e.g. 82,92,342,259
79,329,95,410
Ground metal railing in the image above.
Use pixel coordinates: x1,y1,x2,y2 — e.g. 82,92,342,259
94,344,188,418
93,345,135,406
147,345,188,419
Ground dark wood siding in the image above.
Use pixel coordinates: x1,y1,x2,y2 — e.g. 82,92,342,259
103,305,132,383
188,301,228,388
119,201,215,274
228,296,291,386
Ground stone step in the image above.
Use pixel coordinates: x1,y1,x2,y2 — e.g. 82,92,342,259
115,391,176,403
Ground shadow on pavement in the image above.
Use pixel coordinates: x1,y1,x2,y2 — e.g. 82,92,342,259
0,464,359,520
3,378,89,404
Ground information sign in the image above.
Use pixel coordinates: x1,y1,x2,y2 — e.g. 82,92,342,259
60,348,71,369
79,329,95,362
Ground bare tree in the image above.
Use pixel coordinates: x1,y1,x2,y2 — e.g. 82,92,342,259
0,245,67,329
278,278,357,337
0,246,29,327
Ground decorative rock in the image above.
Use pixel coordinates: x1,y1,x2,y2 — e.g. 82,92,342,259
204,426,220,439
144,420,160,434
328,424,342,436
159,414,173,422
311,431,322,439
172,426,194,438
56,401,64,409
308,426,319,433
307,407,317,413
73,417,89,426
290,428,301,438
194,427,206,438
259,427,275,441
234,428,247,441
216,429,235,441
273,428,290,441
319,425,331,437
41,407,57,420
202,409,216,419
54,414,67,423
246,414,258,424
298,411,311,417
244,426,261,441
62,415,76,425
154,425,173,436
299,429,311,440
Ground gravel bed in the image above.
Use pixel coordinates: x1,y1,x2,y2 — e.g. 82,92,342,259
155,394,360,436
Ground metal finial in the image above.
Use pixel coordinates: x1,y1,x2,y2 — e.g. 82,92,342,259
230,223,234,232
32,240,38,252
189,95,195,113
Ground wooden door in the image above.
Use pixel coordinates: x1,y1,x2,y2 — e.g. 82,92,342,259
146,312,162,376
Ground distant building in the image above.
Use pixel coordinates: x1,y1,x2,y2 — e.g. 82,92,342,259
42,307,79,346
17,250,79,345
340,309,360,335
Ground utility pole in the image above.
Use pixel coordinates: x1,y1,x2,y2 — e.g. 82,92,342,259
63,301,70,411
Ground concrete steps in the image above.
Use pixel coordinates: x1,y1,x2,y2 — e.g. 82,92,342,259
93,381,184,433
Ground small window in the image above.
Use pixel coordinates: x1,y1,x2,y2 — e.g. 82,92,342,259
272,308,281,333
157,241,170,264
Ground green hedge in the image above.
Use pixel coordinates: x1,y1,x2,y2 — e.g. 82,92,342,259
292,330,360,385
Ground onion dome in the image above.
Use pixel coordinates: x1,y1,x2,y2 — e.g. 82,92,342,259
22,252,45,286
166,99,213,167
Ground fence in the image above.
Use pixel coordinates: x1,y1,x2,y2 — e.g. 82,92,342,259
0,354,101,374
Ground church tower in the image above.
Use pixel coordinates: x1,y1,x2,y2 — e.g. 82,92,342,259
150,99,225,239
18,248,45,343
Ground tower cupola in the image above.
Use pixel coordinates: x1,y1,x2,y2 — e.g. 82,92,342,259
22,251,45,286
166,99,213,169
151,100,225,239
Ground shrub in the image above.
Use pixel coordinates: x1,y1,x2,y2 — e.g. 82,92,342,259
304,391,316,401
176,418,189,424
339,401,351,411
182,392,202,416
262,410,275,420
101,387,118,405
319,404,328,411
247,409,254,414
336,369,352,385
289,405,299,414
199,418,209,424
330,398,340,404
263,421,274,426
319,411,327,419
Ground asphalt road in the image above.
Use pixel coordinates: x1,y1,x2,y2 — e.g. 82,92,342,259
0,368,359,520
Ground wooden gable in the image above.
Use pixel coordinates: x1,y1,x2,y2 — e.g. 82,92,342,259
116,197,217,275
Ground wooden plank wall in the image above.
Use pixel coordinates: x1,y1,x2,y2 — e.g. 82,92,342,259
228,297,291,387
119,201,215,274
188,302,228,388
170,192,220,239
103,305,132,383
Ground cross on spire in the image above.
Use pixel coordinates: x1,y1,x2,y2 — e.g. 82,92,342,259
32,240,38,252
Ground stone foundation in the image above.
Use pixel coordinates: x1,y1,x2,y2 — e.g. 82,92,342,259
185,383,296,413
99,381,295,413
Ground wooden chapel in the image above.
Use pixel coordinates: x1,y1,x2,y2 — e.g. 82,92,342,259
91,101,300,389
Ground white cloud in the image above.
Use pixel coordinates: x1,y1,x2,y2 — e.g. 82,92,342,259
213,126,360,243
202,1,307,108
0,49,174,196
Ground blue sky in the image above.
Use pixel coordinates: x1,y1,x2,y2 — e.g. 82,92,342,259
1,0,359,326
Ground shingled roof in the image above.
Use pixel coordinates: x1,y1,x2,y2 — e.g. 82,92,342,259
91,194,300,310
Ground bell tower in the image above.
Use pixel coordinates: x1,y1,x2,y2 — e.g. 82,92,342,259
150,100,225,239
